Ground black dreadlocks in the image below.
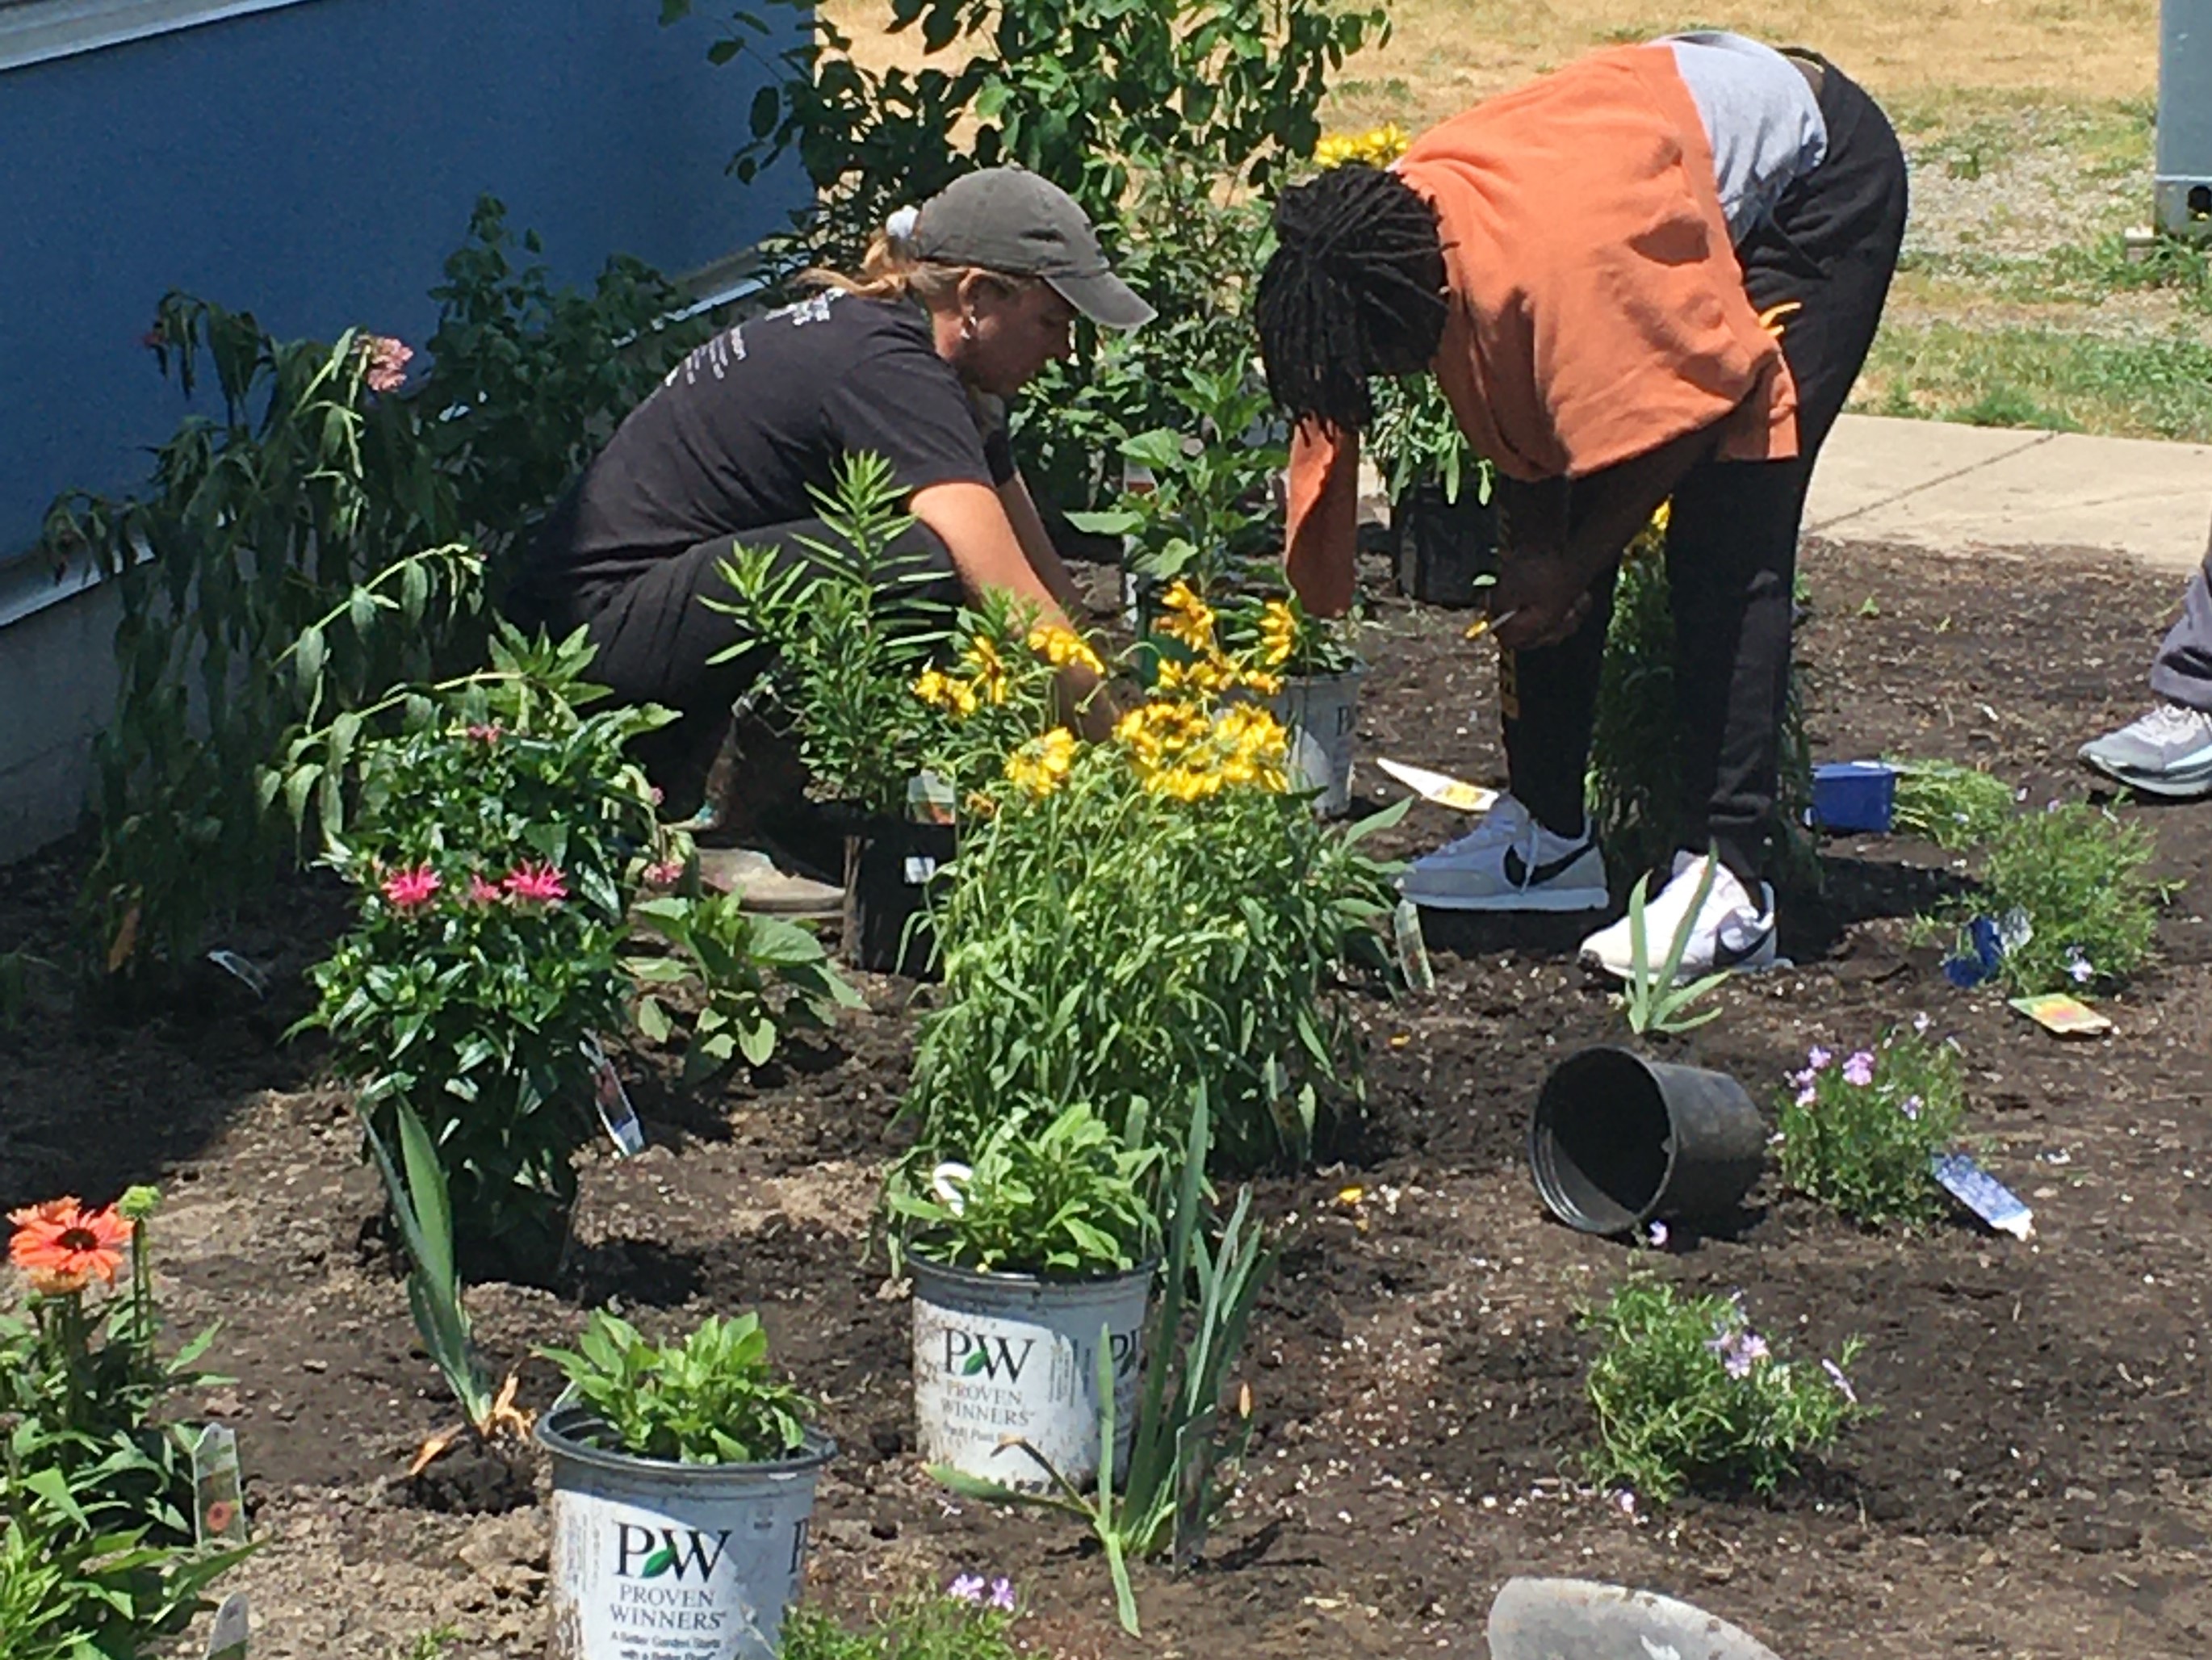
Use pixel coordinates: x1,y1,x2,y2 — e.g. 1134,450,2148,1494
1255,164,1449,432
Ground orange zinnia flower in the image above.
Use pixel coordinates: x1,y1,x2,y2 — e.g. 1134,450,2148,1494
8,1197,131,1290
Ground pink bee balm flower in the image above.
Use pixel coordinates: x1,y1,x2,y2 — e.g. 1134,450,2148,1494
643,861,685,888
467,874,505,904
1841,1050,1876,1088
362,334,413,393
380,866,441,908
465,723,502,744
502,862,568,903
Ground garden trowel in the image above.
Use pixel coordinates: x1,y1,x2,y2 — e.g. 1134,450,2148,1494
1485,1577,1785,1660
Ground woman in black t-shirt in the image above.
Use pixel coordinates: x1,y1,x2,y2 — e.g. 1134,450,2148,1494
506,168,1152,817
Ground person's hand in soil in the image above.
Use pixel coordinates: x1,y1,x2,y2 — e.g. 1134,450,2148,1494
1489,551,1594,649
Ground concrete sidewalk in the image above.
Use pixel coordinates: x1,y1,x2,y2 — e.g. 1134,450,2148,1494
1807,414,2212,575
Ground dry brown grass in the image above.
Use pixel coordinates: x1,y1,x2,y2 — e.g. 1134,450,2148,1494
823,0,2160,136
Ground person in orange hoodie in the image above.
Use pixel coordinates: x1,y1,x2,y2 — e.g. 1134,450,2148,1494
1257,34,1906,979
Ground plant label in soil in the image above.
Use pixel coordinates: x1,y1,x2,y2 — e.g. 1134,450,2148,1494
584,1035,647,1157
192,1423,246,1545
907,771,957,825
2008,993,2114,1038
1172,1411,1217,1570
903,854,940,886
1393,898,1435,993
1931,1153,2034,1239
203,1592,249,1660
1375,756,1497,814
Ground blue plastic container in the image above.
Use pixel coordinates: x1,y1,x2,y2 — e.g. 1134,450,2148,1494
1810,761,1897,833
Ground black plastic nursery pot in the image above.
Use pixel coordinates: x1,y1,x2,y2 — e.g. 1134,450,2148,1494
1392,482,1498,609
841,820,955,978
1527,1046,1766,1235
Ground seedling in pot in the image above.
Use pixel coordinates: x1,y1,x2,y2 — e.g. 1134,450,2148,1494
926,1092,1272,1635
1614,863,1729,1036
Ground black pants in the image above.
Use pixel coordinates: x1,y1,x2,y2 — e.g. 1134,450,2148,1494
1502,57,1908,883
502,517,961,807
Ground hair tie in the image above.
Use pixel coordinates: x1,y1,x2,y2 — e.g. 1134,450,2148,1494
885,205,921,246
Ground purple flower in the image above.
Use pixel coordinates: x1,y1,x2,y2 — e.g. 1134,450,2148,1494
1822,1358,1858,1405
987,1577,1016,1612
1614,1490,1636,1515
948,1574,987,1603
1806,1046,1833,1071
1842,1050,1876,1088
1645,1221,1669,1248
1795,1085,1818,1109
2065,952,2093,985
1900,1095,1922,1121
1706,1326,1770,1380
1912,1012,1932,1035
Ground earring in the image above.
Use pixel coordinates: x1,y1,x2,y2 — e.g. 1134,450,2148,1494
960,314,978,342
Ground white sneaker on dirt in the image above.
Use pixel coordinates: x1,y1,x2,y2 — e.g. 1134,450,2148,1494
1398,794,1609,912
1580,851,1778,980
2078,702,2212,799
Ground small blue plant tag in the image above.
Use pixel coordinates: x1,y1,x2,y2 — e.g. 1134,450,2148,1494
1930,1152,2034,1239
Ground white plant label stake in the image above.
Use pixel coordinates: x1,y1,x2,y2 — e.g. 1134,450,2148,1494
191,1424,246,1546
204,1592,249,1660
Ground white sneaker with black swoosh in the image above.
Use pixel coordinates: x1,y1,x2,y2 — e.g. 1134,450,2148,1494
1580,850,1778,980
1398,794,1610,912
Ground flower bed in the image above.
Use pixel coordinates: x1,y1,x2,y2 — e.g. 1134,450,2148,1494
0,538,2205,1658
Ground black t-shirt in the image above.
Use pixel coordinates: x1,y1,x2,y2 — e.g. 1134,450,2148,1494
524,291,1015,590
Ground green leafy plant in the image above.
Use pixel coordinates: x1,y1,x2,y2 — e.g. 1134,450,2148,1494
1586,543,1817,891
1958,799,2166,994
1612,864,1730,1036
889,1103,1163,1276
1777,1027,1967,1227
289,626,671,1281
358,1100,530,1473
1368,375,1489,507
1069,365,1287,594
777,1581,1020,1660
48,202,702,983
706,453,966,819
929,1094,1271,1634
1581,1277,1870,1503
626,891,861,1086
905,635,1402,1169
1888,757,2017,849
0,1190,249,1657
540,1311,814,1466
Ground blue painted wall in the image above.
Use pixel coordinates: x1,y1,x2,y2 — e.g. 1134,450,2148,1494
0,0,803,560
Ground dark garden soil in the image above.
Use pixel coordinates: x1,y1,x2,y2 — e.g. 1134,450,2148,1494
3,538,2209,1658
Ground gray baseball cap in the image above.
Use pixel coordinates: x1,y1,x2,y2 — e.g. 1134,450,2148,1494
911,168,1156,330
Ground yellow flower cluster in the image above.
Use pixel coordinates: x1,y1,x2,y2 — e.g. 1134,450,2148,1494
1154,581,1284,697
1026,624,1106,678
1314,124,1411,170
1002,727,1078,798
1155,581,1216,652
1114,699,1289,802
1258,598,1300,669
912,636,1012,717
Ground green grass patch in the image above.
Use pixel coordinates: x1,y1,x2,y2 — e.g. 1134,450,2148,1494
1855,320,2212,440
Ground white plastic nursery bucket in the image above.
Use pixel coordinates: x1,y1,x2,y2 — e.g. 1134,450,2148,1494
1272,664,1367,818
909,1255,1152,1493
538,1403,833,1660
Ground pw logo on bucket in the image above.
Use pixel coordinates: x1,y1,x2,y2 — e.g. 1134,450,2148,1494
945,1331,1036,1380
617,1524,733,1582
